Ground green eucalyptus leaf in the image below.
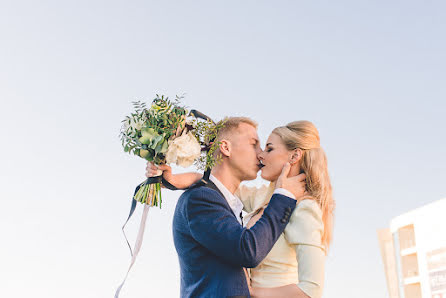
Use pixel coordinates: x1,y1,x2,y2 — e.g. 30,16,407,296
139,128,159,144
150,134,163,150
139,135,151,145
141,127,157,138
160,140,168,153
139,149,149,158
155,139,167,154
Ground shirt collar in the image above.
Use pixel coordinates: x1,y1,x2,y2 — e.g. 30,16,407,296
209,174,244,225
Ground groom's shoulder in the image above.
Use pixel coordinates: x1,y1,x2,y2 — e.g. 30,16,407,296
176,186,232,221
178,185,224,208
181,185,220,200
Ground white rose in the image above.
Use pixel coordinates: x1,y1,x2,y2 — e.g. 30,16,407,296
165,143,177,164
165,131,201,168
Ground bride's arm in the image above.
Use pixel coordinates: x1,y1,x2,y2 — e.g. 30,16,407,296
283,199,326,298
251,201,325,298
145,162,201,189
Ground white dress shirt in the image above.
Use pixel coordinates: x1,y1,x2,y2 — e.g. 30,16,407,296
209,175,244,225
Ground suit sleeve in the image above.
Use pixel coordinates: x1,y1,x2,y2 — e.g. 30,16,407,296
186,188,296,268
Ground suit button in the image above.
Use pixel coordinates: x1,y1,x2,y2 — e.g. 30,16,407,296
285,211,291,216
286,207,292,212
281,219,287,223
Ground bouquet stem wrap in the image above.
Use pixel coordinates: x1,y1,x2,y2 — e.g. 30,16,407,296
133,170,163,207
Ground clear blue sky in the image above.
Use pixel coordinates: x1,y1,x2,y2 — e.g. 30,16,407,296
1,1,445,297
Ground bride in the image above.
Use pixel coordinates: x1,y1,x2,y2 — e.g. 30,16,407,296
147,120,334,298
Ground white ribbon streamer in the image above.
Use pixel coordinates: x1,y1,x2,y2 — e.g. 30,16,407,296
115,204,151,298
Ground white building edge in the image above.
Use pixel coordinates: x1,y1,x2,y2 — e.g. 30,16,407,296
378,198,446,298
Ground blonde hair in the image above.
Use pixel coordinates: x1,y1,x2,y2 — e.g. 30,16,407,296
212,116,257,158
216,116,258,139
273,120,334,250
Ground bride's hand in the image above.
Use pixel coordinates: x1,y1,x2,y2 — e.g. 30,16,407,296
145,162,173,180
276,163,307,199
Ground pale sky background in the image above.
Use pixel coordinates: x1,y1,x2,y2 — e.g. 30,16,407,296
1,1,445,297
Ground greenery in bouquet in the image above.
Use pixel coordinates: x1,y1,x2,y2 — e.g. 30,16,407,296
120,94,222,207
190,118,226,171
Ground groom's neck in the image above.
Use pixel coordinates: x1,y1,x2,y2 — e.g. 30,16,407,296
211,164,241,194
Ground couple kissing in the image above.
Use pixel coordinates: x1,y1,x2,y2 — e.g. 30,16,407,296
146,117,334,298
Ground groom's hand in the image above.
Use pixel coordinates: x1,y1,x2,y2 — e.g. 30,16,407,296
145,162,173,180
275,162,306,199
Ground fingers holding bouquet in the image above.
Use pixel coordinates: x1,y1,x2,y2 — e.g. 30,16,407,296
145,162,172,179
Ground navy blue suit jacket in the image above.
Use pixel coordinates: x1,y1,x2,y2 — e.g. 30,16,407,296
172,181,297,298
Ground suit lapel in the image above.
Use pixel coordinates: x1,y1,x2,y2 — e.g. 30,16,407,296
203,180,239,221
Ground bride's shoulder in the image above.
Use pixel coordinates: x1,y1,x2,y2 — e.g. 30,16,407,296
284,199,324,247
292,199,323,224
296,199,322,213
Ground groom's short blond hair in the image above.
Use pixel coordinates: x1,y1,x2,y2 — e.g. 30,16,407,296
212,116,257,160
216,116,258,141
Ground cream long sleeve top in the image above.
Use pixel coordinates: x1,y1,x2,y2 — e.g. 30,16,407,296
236,183,326,298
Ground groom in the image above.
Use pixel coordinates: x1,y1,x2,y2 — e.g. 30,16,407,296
172,117,306,297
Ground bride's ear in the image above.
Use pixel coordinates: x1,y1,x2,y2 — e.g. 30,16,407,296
289,148,302,165
219,140,231,157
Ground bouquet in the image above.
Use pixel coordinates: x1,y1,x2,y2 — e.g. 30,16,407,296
115,95,224,298
120,94,222,207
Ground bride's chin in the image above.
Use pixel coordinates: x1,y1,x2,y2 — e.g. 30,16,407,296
260,171,274,182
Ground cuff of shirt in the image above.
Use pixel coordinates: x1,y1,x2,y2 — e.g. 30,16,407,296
273,188,296,200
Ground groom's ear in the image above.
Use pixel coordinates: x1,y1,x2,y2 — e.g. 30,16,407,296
219,139,231,157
